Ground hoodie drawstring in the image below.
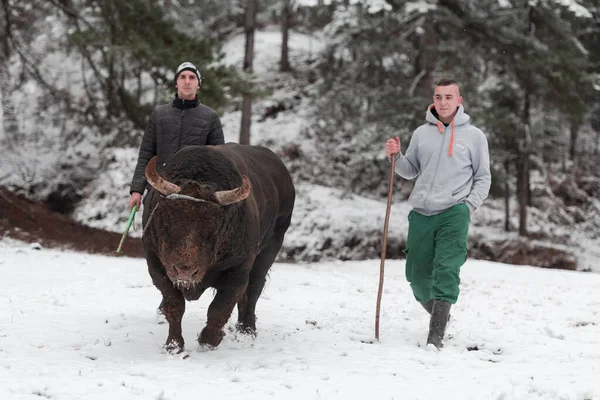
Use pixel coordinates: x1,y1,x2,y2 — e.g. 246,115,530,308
436,120,455,157
449,119,455,157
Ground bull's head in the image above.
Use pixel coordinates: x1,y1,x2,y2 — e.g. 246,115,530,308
145,157,252,205
144,157,252,290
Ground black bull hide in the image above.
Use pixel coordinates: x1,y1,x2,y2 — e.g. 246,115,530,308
141,144,295,352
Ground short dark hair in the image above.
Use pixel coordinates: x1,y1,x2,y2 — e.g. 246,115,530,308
435,78,459,87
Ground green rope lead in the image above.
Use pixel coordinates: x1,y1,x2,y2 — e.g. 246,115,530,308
115,205,137,254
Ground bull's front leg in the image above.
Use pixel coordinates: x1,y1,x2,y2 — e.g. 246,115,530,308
162,295,186,353
146,252,186,353
198,269,249,348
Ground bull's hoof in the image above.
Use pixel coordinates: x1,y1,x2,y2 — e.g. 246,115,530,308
235,322,256,336
164,337,184,354
198,326,225,347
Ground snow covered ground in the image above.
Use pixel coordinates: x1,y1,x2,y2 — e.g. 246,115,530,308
1,239,599,400
2,9,599,399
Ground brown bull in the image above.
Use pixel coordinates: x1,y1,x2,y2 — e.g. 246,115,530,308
141,144,295,352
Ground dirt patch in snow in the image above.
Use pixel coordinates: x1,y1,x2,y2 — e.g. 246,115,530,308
0,187,143,258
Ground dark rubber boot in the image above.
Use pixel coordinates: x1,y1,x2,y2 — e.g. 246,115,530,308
421,299,451,321
421,299,434,314
426,300,452,349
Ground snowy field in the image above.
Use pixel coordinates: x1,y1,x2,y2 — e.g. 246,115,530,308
1,239,599,400
2,10,600,399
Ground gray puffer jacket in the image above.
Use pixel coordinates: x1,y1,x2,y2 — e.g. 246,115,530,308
130,96,225,194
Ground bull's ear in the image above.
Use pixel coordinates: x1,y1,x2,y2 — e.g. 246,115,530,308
214,175,252,205
145,157,181,195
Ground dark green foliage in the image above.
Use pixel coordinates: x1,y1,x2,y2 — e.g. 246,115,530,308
301,0,598,204
62,0,241,138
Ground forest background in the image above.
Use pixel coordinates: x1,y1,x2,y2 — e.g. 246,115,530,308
0,0,598,272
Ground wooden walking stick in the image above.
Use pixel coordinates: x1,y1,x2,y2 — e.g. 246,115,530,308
375,154,396,341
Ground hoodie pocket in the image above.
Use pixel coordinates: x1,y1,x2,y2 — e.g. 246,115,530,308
430,188,455,210
461,203,472,221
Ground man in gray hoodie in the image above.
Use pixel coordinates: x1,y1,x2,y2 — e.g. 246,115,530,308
385,78,491,350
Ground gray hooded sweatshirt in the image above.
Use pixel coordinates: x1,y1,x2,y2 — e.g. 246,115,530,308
394,105,491,216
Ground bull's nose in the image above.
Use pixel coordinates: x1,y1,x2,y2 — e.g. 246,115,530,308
175,265,188,274
174,265,195,280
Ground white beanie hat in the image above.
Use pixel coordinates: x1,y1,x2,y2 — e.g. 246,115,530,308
174,62,202,83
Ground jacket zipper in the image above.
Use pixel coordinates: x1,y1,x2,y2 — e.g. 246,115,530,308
178,109,184,150
424,125,447,213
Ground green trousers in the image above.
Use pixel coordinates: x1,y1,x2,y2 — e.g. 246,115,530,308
404,203,470,304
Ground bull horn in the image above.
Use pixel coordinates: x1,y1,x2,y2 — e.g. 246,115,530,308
145,157,181,195
214,175,252,205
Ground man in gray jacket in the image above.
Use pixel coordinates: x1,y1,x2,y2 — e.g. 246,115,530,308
385,78,491,350
128,61,225,211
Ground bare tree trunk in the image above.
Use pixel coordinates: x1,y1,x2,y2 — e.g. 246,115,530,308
516,4,536,237
239,0,257,145
0,0,18,148
242,0,256,72
592,115,600,156
504,157,510,232
240,98,252,144
416,13,437,98
280,0,291,72
1,0,9,57
569,120,579,162
517,94,532,237
561,143,567,173
517,153,529,237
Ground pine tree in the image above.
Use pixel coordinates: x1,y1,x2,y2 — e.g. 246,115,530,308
52,0,238,140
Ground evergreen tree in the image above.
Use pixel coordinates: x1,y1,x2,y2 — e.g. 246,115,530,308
53,0,240,142
0,0,243,199
307,1,430,197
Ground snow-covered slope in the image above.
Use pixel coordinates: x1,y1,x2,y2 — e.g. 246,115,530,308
1,240,599,400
